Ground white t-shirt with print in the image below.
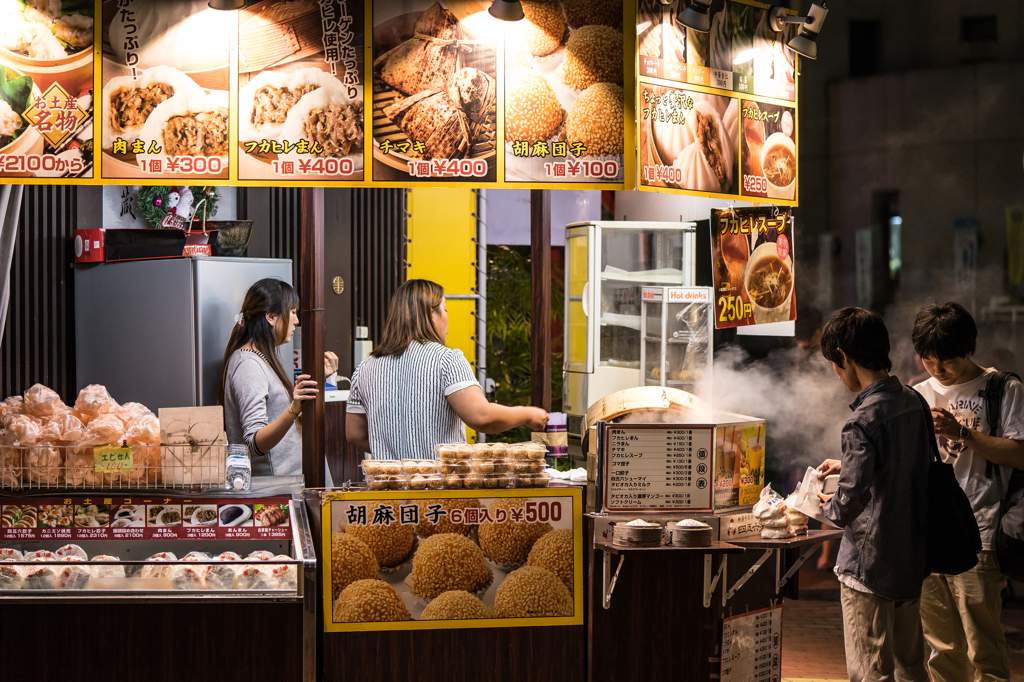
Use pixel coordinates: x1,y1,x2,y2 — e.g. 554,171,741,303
914,369,1024,551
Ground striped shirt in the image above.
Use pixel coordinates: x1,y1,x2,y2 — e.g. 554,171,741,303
347,342,479,460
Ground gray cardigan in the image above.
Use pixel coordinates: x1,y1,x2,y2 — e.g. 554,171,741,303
223,349,302,477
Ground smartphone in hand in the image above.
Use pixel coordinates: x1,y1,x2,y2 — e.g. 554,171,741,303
822,475,840,495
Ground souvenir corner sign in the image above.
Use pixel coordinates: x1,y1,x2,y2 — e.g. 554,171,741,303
0,0,794,199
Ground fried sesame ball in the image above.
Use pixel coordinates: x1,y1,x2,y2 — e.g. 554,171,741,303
415,498,481,537
471,460,495,474
528,529,574,596
333,579,411,623
478,498,553,566
465,473,484,489
445,474,464,489
381,461,401,476
345,502,415,568
493,565,573,618
564,0,620,28
410,475,427,490
330,533,379,601
420,590,492,620
368,477,387,491
441,462,471,475
504,68,563,144
563,25,623,90
362,460,383,475
513,460,545,474
410,533,493,599
566,82,624,157
521,0,565,56
402,461,420,476
427,476,444,490
488,443,511,460
419,462,438,475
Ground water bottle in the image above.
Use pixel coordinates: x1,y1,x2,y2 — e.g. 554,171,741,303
225,445,251,491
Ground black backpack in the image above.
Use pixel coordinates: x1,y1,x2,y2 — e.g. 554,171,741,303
983,372,1024,580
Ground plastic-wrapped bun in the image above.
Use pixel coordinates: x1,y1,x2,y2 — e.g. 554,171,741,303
24,560,60,589
81,414,126,447
58,556,91,590
23,384,65,418
171,563,211,590
2,414,42,445
246,550,275,561
116,402,153,427
234,564,279,590
75,385,119,419
0,562,25,589
269,555,297,589
0,548,24,560
206,552,242,590
90,555,126,580
25,550,54,560
55,544,88,559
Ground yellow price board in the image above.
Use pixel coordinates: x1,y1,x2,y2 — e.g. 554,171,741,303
93,446,134,473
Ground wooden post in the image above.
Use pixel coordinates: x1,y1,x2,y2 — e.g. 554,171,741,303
300,187,325,488
530,189,552,411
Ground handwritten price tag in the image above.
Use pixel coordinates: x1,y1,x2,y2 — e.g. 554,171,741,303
94,446,134,473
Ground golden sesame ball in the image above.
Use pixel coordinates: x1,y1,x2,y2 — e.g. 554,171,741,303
402,461,419,476
427,476,444,490
564,0,620,28
445,474,464,489
332,579,411,623
478,497,553,566
330,533,379,601
415,498,481,537
410,475,427,490
563,25,623,90
419,462,437,475
381,461,401,476
471,460,495,474
527,529,574,596
345,502,416,568
521,0,565,56
368,477,387,491
410,533,493,599
493,565,573,618
440,462,471,475
362,460,382,475
489,442,511,460
465,473,484,489
420,590,492,620
504,68,563,144
566,82,624,157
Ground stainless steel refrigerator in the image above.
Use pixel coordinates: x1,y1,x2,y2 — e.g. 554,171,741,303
75,256,293,410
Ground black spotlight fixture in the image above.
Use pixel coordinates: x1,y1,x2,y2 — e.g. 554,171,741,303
680,0,713,33
770,3,828,60
489,0,524,22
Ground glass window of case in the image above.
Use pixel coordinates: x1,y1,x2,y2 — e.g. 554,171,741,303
566,233,589,370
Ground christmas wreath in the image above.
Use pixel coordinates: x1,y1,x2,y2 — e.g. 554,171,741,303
135,186,220,229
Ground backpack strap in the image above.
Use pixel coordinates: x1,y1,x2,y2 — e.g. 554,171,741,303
911,388,941,464
980,372,1021,478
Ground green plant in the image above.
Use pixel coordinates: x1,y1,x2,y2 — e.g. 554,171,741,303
485,246,564,444
0,65,32,143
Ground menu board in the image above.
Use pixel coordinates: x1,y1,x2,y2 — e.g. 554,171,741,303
710,206,795,329
322,488,583,632
1,497,293,542
602,425,714,512
638,0,798,205
721,605,784,682
0,0,96,180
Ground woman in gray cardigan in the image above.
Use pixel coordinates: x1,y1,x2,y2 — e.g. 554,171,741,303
219,279,338,478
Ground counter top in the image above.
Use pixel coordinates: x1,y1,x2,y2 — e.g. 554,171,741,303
728,528,845,549
594,540,745,556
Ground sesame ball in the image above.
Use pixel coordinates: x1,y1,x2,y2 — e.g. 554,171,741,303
564,0,620,28
368,477,387,491
504,68,563,144
521,0,565,56
381,461,401,476
566,82,624,157
402,461,420,476
415,498,481,537
410,475,427,490
426,476,444,490
445,474,464,489
471,460,495,474
362,460,382,475
332,579,410,623
563,25,623,91
528,529,574,596
330,533,379,601
420,590,492,620
419,462,437,475
478,498,552,566
410,533,493,599
493,565,573,618
345,502,415,568
465,473,484,489
440,462,471,475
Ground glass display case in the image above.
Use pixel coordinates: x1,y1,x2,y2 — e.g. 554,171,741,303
640,287,713,395
564,221,697,439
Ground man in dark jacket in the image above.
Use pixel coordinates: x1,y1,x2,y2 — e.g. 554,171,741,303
816,308,931,682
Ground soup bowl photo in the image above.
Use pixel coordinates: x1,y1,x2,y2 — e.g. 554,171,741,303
743,243,794,324
759,132,796,201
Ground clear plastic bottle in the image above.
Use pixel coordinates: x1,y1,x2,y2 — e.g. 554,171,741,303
225,445,252,491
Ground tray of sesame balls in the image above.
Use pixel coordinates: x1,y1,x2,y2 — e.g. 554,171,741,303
360,442,553,491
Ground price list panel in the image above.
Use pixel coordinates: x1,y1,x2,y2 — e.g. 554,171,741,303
721,606,783,682
602,425,714,512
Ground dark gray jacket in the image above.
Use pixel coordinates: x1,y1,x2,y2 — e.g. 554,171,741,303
824,376,931,601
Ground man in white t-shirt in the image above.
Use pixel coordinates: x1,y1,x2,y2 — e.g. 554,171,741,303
912,302,1024,682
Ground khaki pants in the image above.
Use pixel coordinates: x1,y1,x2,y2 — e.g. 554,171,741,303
840,584,929,682
920,551,1010,682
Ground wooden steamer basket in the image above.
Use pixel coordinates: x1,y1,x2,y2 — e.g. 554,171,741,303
613,522,664,548
669,523,712,548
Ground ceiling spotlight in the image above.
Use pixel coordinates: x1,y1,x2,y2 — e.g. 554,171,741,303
680,0,712,33
489,0,524,22
209,0,245,9
770,3,828,60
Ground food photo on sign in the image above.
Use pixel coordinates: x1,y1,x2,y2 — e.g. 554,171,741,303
710,206,794,328
740,99,795,200
503,0,625,184
237,0,365,182
100,0,232,180
0,0,95,179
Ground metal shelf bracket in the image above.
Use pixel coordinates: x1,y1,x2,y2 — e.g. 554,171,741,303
776,540,826,594
602,551,625,609
725,549,774,603
703,553,727,608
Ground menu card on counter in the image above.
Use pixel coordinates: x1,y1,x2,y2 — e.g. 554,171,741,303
1,498,293,542
721,605,783,682
602,425,714,512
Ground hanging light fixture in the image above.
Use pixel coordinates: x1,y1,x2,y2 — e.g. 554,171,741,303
209,0,245,9
770,3,828,60
679,0,713,33
489,0,524,22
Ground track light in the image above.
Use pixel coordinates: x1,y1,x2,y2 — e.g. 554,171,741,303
770,3,828,60
209,0,245,9
489,0,524,22
680,0,712,33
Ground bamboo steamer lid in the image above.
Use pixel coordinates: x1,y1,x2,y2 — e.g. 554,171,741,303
581,386,706,452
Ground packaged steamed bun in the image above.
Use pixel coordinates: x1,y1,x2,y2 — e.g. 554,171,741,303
116,402,153,427
23,384,65,419
0,414,43,446
75,384,119,420
81,414,126,447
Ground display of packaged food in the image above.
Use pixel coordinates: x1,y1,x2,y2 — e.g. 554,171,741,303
171,563,212,590
55,544,88,559
235,563,279,590
512,442,548,460
407,473,445,490
401,459,439,475
439,461,471,475
365,474,407,491
516,470,553,488
58,556,90,590
434,443,473,462
512,459,546,475
90,556,126,580
24,560,59,589
360,459,383,476
270,555,297,590
0,562,25,589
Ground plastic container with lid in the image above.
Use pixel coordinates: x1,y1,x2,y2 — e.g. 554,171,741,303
439,461,472,475
516,470,552,488
407,473,445,490
402,459,439,476
511,442,548,460
365,474,406,491
511,459,546,475
443,473,466,489
435,443,474,462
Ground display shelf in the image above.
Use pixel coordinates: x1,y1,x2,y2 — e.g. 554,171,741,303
594,540,743,556
728,528,844,549
601,272,686,285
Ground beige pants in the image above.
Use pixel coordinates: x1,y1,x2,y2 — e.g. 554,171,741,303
840,584,929,682
920,551,1010,682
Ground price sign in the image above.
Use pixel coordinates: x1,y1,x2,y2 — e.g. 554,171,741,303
721,605,784,682
94,446,134,473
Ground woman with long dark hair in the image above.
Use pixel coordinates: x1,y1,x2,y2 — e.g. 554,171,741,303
220,278,338,476
346,279,547,460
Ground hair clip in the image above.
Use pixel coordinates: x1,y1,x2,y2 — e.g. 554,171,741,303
234,313,244,326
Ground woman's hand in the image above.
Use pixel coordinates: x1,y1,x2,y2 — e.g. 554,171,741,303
292,374,319,406
324,351,339,376
522,407,549,431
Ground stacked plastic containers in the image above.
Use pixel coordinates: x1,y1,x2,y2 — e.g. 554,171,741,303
359,442,552,490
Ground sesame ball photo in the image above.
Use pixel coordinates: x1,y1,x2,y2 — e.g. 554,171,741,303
333,579,411,623
563,25,623,90
493,565,574,618
478,498,553,567
345,501,416,568
410,533,493,600
420,590,493,621
527,529,574,596
330,533,379,601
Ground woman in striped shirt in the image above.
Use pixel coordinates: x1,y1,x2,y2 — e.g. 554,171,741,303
346,279,548,460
